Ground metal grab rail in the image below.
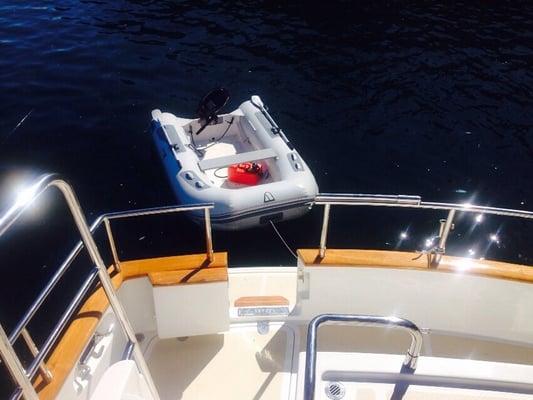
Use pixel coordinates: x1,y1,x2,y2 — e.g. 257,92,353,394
303,314,423,400
315,193,533,261
6,200,215,373
0,174,163,400
0,174,216,399
314,193,533,217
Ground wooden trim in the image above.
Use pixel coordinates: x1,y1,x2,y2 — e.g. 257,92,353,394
438,256,533,283
234,296,289,307
149,267,228,286
298,249,428,269
33,273,123,399
34,252,228,400
120,252,227,279
297,248,533,283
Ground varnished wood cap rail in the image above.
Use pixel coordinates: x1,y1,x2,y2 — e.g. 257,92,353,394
120,252,227,279
34,252,228,400
149,267,228,286
297,249,533,283
298,249,428,269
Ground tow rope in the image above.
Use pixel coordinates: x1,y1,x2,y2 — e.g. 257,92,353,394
270,221,298,259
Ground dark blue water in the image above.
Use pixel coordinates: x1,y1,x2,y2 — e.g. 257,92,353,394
1,1,533,393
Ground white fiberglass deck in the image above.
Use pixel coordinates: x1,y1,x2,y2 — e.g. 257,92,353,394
140,322,533,400
144,323,294,400
135,266,533,400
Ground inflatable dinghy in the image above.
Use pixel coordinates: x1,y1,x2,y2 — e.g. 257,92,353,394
150,90,318,230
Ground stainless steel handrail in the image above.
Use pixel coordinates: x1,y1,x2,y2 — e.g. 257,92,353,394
0,174,58,236
2,201,214,397
122,340,135,361
104,218,121,272
0,174,215,399
304,313,423,400
104,203,214,220
0,175,162,400
8,217,102,345
24,270,98,381
0,325,37,400
8,203,214,350
315,193,533,218
3,180,531,399
315,193,533,261
315,194,422,206
102,203,215,262
54,178,160,400
20,328,52,383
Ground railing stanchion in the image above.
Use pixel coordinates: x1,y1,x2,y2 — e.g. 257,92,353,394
432,209,456,267
104,218,121,272
21,328,52,383
204,208,214,262
319,204,331,259
0,325,39,400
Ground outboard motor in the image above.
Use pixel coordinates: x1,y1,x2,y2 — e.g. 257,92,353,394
195,87,229,136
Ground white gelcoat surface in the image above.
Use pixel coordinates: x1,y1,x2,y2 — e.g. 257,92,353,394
296,265,533,344
119,278,156,333
54,263,533,400
152,281,230,338
89,360,154,400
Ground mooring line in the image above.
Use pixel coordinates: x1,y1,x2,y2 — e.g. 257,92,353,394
270,221,298,259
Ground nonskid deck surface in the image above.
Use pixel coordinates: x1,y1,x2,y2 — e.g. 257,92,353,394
144,323,294,400
141,322,533,400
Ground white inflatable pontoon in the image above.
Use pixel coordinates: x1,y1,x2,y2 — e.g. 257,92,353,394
150,95,319,230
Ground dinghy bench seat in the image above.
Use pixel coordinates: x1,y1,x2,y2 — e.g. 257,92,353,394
149,260,230,339
198,148,277,171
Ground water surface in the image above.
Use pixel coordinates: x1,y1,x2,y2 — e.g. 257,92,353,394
0,2,533,391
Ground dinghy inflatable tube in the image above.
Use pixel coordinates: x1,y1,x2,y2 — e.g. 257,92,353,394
150,96,319,230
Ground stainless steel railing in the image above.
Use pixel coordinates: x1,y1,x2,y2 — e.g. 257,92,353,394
2,180,532,399
314,193,533,262
8,203,214,351
303,313,423,400
0,174,215,400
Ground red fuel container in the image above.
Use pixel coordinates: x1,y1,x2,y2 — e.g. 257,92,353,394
228,162,264,185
